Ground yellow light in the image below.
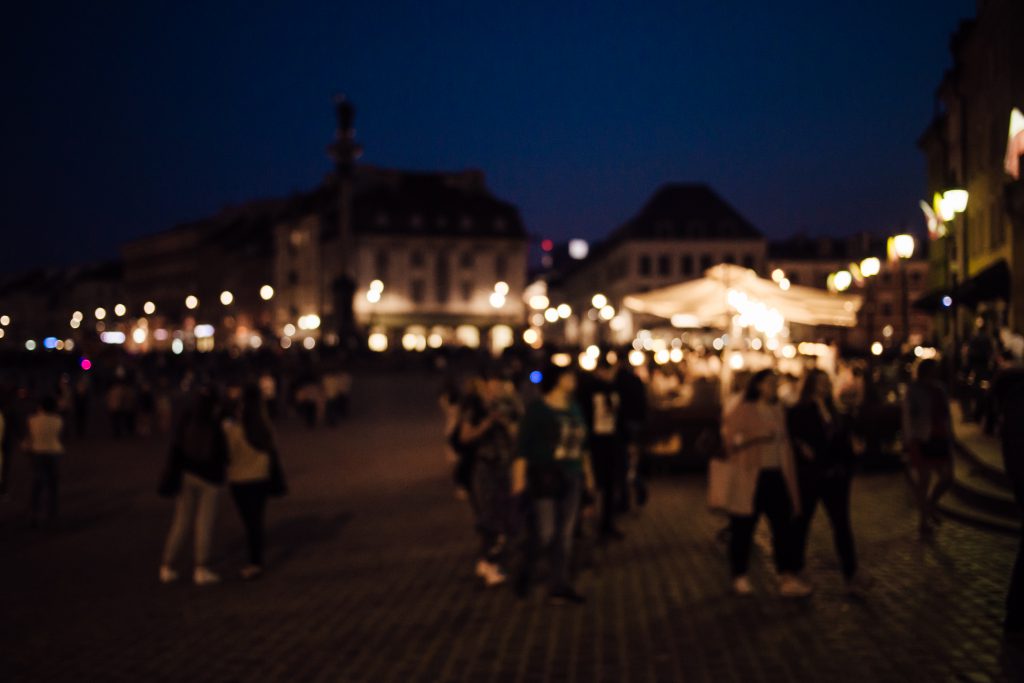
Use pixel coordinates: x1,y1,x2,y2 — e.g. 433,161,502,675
259,285,275,301
781,344,797,359
833,270,853,292
494,281,509,296
280,337,292,350
427,333,443,349
305,314,321,330
143,301,156,315
669,348,684,363
370,279,384,292
64,339,73,351
523,328,539,345
579,353,597,371
544,307,559,323
891,234,915,260
529,295,550,311
942,189,969,214
779,278,790,291
871,341,883,356
132,328,147,344
591,293,608,309
606,350,618,365
599,305,615,320
220,290,234,306
654,349,670,365
70,319,81,329
95,307,107,320
712,337,724,351
771,268,785,283
729,352,744,370
489,292,506,309
367,289,381,303
283,323,296,337
0,315,8,326
750,337,763,351
585,344,600,358
185,295,199,310
368,332,389,352
628,349,646,367
71,311,82,322
859,257,881,277
551,353,572,368
0,329,4,339
303,336,316,350
114,303,127,317
556,304,571,319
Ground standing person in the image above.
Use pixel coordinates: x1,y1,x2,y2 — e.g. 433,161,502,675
158,386,227,585
717,369,809,597
991,354,1024,633
25,397,64,528
223,385,287,580
459,368,522,587
512,362,596,604
615,353,648,510
902,358,955,537
579,356,627,541
73,374,91,437
787,369,867,593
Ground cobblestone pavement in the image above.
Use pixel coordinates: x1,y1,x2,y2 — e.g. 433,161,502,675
2,371,1022,682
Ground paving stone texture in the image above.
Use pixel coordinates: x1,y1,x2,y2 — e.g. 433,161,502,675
1,371,1021,682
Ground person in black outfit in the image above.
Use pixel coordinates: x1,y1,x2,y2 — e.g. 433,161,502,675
787,368,867,593
993,358,1024,633
615,354,648,510
578,356,627,540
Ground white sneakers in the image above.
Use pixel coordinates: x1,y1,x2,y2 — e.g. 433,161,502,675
192,567,222,586
158,566,179,584
732,575,754,595
475,559,507,587
778,574,814,598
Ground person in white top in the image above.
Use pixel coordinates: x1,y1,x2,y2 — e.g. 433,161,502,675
25,397,64,527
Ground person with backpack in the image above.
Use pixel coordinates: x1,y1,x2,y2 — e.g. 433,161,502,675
158,385,228,586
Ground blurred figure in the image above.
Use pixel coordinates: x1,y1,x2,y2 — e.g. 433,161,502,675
26,397,64,528
294,375,323,429
459,367,522,587
73,374,91,437
615,353,649,510
578,355,627,541
787,369,867,594
992,352,1024,633
223,385,287,580
137,379,155,437
450,376,478,501
158,386,227,586
107,381,125,437
512,363,596,604
259,370,278,419
902,358,954,538
718,369,809,598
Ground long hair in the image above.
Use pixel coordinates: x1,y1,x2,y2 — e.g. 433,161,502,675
798,368,834,411
743,369,775,403
241,384,275,453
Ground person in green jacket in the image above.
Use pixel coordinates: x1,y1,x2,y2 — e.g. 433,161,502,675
511,361,595,604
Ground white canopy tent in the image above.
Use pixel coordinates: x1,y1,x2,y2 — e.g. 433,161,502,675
622,264,862,330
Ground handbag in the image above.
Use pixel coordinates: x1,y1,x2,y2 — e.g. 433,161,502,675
706,457,735,513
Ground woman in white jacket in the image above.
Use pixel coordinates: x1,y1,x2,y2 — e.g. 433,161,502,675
718,369,810,598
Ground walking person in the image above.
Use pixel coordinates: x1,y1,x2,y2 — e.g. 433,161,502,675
615,353,648,510
902,358,954,537
578,356,627,541
717,369,810,597
787,369,868,593
158,385,228,585
223,385,287,580
459,368,522,587
512,362,596,604
26,397,64,527
992,354,1024,634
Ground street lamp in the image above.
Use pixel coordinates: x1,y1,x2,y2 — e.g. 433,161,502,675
890,233,915,346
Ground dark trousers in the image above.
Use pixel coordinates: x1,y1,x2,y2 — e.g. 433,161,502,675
729,470,797,577
792,468,857,579
30,454,59,523
231,482,269,566
590,436,627,533
472,459,510,560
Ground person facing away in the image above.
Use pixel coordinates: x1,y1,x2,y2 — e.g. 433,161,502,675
902,358,954,538
511,361,596,605
577,355,628,541
718,369,810,598
25,396,64,528
158,385,228,586
786,368,869,594
223,384,287,580
459,367,522,587
992,354,1024,633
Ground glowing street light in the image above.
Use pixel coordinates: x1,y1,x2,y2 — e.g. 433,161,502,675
771,268,785,283
591,293,608,309
0,315,9,326
489,292,506,309
859,257,881,278
942,189,969,214
779,278,791,291
94,307,107,320
871,341,883,356
529,294,550,311
114,303,127,317
220,290,234,306
259,285,275,301
143,301,156,315
833,270,853,292
556,304,571,319
891,234,915,260
185,295,199,310
494,281,509,296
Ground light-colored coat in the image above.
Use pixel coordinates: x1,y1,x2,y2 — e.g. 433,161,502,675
715,400,800,516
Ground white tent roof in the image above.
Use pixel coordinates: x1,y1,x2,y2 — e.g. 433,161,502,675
622,264,862,328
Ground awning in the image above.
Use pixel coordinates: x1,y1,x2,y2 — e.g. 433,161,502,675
623,264,862,328
957,260,1010,307
912,287,954,312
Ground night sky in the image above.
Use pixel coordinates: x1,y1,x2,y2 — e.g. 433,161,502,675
3,1,975,273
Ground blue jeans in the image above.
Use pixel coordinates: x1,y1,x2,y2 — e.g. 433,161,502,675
533,471,583,592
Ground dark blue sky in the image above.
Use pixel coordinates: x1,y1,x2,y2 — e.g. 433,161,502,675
2,1,975,272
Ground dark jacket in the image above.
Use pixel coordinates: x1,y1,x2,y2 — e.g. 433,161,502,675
786,400,854,474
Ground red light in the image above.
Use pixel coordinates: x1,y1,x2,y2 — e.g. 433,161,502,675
80,358,92,371
541,239,553,252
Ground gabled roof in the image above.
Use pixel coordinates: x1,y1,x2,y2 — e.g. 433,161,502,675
606,183,762,243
